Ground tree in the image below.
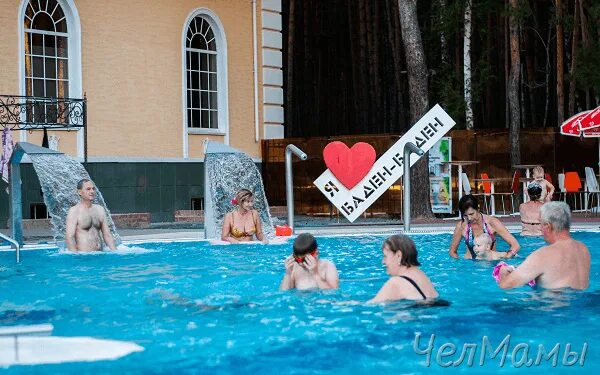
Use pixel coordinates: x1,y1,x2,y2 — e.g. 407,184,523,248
508,0,521,166
397,0,433,218
556,0,565,124
464,0,474,129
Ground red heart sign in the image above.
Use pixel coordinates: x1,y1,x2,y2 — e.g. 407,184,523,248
323,141,376,189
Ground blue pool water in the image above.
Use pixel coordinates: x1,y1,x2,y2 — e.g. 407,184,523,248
0,232,598,374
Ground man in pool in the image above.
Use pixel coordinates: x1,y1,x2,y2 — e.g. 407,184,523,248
65,179,117,252
280,233,339,290
497,202,590,290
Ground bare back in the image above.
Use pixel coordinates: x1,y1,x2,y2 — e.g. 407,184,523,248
528,240,590,289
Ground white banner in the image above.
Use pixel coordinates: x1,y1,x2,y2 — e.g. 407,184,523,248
314,104,456,222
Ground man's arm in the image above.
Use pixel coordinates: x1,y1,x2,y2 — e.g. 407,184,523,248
499,251,543,289
323,261,339,289
279,256,296,290
100,209,117,250
65,207,78,251
304,256,337,289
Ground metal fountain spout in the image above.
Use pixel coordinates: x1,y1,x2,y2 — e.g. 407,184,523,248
10,142,63,252
285,145,307,233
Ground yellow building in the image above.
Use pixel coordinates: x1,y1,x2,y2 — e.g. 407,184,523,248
0,0,284,223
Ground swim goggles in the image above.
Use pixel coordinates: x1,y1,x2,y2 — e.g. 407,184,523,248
294,250,317,264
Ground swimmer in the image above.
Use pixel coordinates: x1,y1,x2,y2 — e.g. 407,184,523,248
473,233,507,261
65,179,117,252
526,166,555,202
280,233,339,290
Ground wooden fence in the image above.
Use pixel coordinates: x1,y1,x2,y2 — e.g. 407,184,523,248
262,128,598,215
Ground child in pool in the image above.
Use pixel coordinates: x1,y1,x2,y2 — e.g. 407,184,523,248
526,166,555,202
279,233,339,290
473,233,508,261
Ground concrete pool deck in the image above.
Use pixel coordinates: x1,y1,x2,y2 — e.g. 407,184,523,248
3,213,600,245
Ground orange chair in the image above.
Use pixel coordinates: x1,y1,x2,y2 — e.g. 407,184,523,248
477,172,519,215
564,171,583,210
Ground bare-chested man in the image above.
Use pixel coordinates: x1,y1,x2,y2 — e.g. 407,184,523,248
65,179,117,252
498,202,590,290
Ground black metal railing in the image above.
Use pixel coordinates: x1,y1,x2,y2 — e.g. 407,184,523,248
0,95,87,161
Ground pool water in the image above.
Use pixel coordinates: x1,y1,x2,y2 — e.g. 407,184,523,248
0,232,598,373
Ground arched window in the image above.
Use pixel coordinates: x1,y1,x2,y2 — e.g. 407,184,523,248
185,15,219,129
23,0,69,100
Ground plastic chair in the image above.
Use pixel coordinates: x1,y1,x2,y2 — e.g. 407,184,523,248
487,170,520,215
480,172,492,194
584,167,600,215
564,171,583,211
461,173,472,195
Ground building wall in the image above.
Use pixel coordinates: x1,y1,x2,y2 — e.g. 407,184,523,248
0,0,284,225
0,0,273,160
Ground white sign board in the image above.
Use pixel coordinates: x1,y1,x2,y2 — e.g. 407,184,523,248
314,104,456,222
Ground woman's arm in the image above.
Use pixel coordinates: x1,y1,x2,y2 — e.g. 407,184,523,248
253,210,267,243
448,222,463,258
221,213,238,243
490,217,520,257
368,279,400,304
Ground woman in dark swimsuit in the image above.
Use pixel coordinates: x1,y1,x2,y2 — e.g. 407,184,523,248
369,235,439,303
449,195,520,259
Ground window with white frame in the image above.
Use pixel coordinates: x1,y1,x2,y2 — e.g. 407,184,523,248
185,16,218,129
23,0,69,122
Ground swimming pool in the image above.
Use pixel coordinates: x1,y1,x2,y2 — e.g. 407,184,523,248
1,232,598,373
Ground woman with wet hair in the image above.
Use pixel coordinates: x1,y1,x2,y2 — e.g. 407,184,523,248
448,194,520,259
519,183,544,236
221,189,266,243
369,234,439,303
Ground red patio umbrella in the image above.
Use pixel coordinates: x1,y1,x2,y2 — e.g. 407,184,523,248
560,109,600,175
577,106,600,131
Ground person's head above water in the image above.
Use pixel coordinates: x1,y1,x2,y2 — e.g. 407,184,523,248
458,194,480,220
77,178,91,190
293,233,318,263
473,233,492,256
233,189,254,205
540,201,571,232
76,178,96,201
527,182,543,201
382,234,420,268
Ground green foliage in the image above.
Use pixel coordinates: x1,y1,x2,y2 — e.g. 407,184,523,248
430,67,466,128
573,41,600,93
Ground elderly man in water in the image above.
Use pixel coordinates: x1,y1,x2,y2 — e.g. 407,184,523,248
498,202,590,290
65,179,117,252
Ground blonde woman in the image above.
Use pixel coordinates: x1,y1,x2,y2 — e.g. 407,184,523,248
221,189,267,243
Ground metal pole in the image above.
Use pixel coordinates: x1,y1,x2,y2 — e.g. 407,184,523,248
83,96,88,164
10,150,24,249
285,144,307,233
403,142,425,232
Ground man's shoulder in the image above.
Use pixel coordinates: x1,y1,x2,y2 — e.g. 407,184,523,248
319,259,337,270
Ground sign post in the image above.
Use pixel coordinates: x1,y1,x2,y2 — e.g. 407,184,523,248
314,104,456,222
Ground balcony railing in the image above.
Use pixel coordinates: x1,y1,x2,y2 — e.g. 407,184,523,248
0,95,87,161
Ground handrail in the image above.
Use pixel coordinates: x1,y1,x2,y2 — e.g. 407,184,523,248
0,232,21,263
285,145,308,233
403,142,425,232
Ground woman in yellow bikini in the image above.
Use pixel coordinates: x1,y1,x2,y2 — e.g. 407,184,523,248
221,189,267,243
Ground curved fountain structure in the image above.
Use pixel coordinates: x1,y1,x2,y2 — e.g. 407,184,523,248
10,142,120,246
203,141,274,240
